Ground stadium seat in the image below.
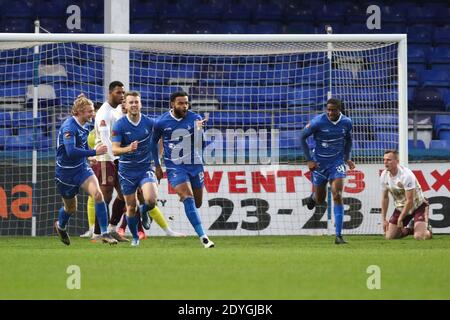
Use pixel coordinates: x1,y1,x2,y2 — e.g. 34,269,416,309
430,46,450,64
36,1,62,18
279,130,302,149
192,0,224,20
221,21,250,34
408,139,426,149
2,0,34,18
284,2,314,22
410,3,450,24
248,22,283,34
408,45,428,64
0,18,34,33
130,0,161,19
0,62,34,81
422,70,450,88
429,139,450,150
408,25,433,44
131,20,158,34
434,115,450,137
158,19,189,34
39,64,68,83
285,22,317,34
382,4,408,23
192,20,219,34
433,25,450,44
254,1,284,21
222,1,252,21
0,112,12,127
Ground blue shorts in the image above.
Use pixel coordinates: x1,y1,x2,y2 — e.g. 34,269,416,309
55,165,94,199
167,165,204,189
118,169,157,195
312,159,347,186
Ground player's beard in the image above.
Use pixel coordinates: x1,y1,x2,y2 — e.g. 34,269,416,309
173,107,187,118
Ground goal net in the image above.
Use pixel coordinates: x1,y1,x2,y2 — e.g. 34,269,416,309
0,34,407,236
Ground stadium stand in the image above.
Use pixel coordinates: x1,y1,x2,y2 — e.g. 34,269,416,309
0,0,449,157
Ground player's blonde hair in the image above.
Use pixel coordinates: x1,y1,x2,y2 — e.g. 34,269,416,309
124,90,141,101
71,93,93,116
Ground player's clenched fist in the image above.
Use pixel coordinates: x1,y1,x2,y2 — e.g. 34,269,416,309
95,144,108,155
129,140,138,152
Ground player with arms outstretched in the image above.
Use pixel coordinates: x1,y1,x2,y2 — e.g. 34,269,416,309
300,98,355,244
54,94,117,245
151,91,214,248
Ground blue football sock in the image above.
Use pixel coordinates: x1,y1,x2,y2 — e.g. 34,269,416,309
139,204,150,218
183,197,205,237
334,204,344,237
126,215,139,240
58,207,71,229
94,202,108,234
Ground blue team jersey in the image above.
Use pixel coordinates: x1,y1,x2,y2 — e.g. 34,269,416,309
111,114,155,172
152,110,204,170
303,113,353,164
56,116,94,169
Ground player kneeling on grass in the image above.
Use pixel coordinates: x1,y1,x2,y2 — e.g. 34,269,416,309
380,149,432,240
54,94,118,246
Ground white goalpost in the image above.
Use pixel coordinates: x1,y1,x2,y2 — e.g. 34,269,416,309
0,33,407,236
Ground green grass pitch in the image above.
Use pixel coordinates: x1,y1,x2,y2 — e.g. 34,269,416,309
1,235,450,300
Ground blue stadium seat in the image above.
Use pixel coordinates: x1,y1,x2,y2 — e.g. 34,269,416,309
408,3,449,24
54,83,104,106
408,25,433,44
285,22,317,34
131,20,158,34
159,19,189,34
222,1,252,21
86,20,103,33
430,46,450,64
433,25,450,44
131,0,161,19
284,2,314,22
0,18,34,33
65,64,103,85
248,22,283,34
0,82,27,98
444,89,450,112
344,2,366,22
422,70,450,87
192,20,219,34
4,128,51,151
221,21,250,34
382,4,408,23
322,2,350,22
2,0,34,18
279,130,302,149
414,87,445,111
0,62,34,81
192,0,224,20
254,1,284,21
408,45,429,64
434,115,450,139
0,128,9,149
35,0,67,18
429,139,450,150
408,139,426,149
0,112,12,127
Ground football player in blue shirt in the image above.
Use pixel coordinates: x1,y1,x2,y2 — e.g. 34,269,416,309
112,91,161,246
54,94,118,245
300,98,355,244
151,91,214,248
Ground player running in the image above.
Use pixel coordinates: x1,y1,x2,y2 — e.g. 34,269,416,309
300,98,355,244
151,91,214,248
54,94,117,246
